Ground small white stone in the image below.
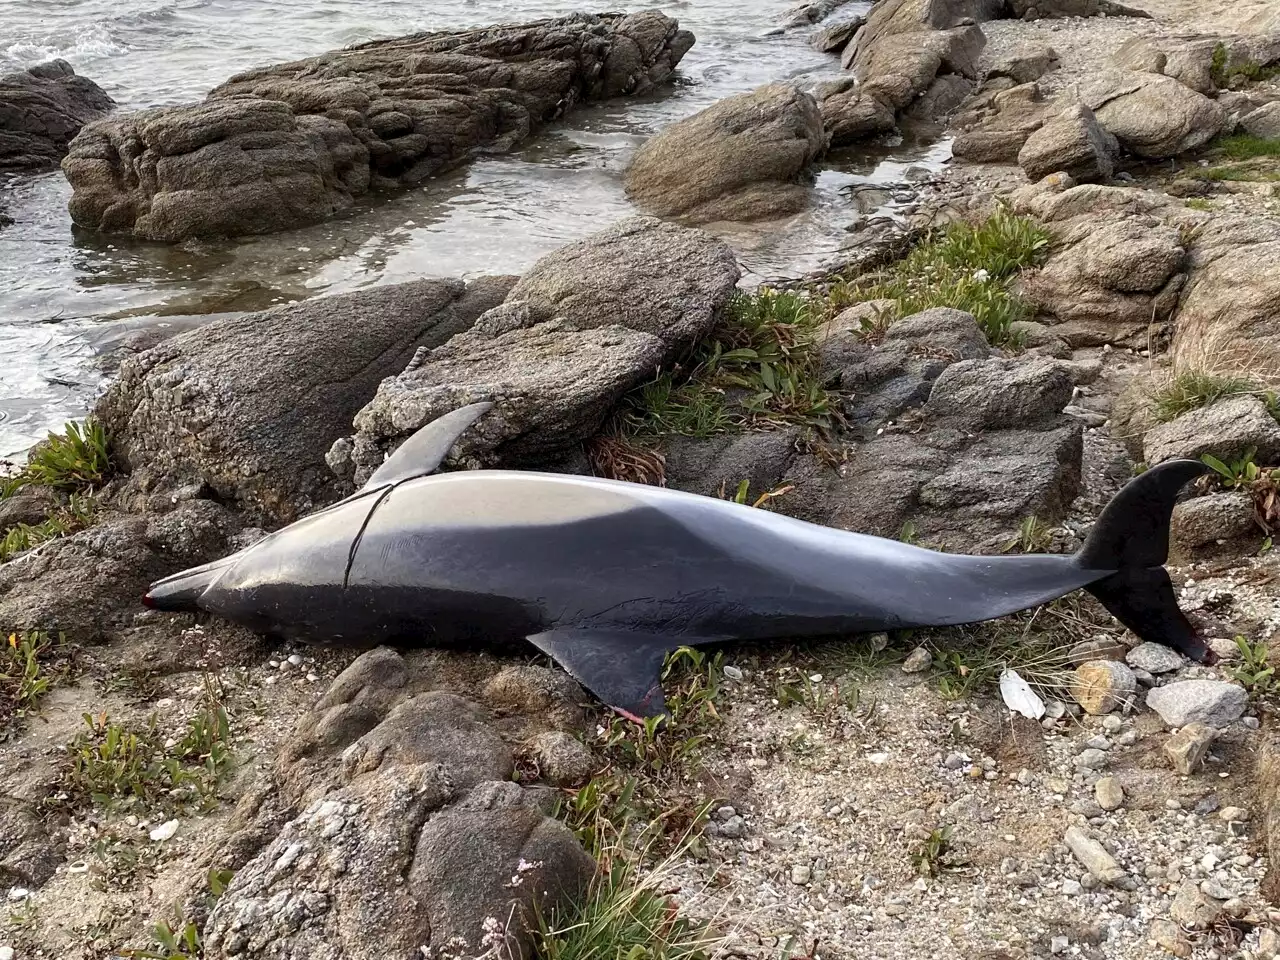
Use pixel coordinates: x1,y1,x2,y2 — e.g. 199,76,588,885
306,673,320,682
150,819,180,842
6,888,29,902
0,945,14,960
791,864,812,885
1051,935,1069,954
866,752,890,764
288,654,304,667
1062,879,1083,896
722,665,744,681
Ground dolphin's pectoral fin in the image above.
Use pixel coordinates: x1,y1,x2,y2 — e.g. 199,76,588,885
525,628,675,720
361,401,494,491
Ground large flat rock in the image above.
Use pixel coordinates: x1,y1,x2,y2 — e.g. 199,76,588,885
63,13,693,241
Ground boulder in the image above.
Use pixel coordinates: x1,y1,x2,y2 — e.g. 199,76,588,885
903,74,975,126
989,46,1060,85
823,307,992,428
1085,71,1227,159
331,218,740,487
1143,394,1280,466
780,339,1083,548
204,653,595,960
810,16,866,53
925,356,1073,431
1146,680,1248,729
1017,205,1186,346
64,13,693,240
1114,34,1280,96
1170,491,1260,562
952,82,1052,163
624,83,826,224
783,0,858,28
1018,104,1119,183
822,89,899,146
0,500,241,641
97,277,513,525
1171,215,1280,385
1240,102,1280,139
0,59,114,173
663,430,802,500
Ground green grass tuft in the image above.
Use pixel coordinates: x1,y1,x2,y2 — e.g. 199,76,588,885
0,493,95,562
1214,134,1280,161
3,418,112,497
554,647,721,857
533,847,722,960
1201,165,1280,183
1211,42,1280,88
827,207,1051,347
1184,198,1214,211
617,289,834,443
1,630,71,733
61,678,234,813
1149,370,1260,422
1003,515,1054,555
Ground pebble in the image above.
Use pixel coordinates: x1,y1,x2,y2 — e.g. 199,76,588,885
1116,730,1139,747
1101,715,1123,734
1044,699,1067,719
149,819,180,842
287,654,303,667
1164,722,1217,775
1061,879,1083,896
1075,748,1108,770
944,752,967,770
722,665,744,681
1171,879,1223,927
791,864,812,885
1071,660,1137,715
306,672,320,682
902,647,932,673
1259,928,1280,958
0,948,11,960
1219,806,1249,823
1243,716,1261,730
1125,641,1186,674
6,889,28,902
1151,918,1192,958
1050,935,1069,954
1083,735,1111,750
1065,826,1126,884
1201,879,1234,900
1146,680,1248,729
1095,777,1124,811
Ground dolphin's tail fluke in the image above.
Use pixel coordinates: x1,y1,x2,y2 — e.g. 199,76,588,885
1074,459,1215,662
143,554,235,612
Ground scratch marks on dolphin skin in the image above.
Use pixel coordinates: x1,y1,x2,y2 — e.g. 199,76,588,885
343,484,398,589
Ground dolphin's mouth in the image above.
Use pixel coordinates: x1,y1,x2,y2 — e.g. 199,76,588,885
144,553,239,611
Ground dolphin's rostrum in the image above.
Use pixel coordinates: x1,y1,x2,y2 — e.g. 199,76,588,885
145,402,1215,719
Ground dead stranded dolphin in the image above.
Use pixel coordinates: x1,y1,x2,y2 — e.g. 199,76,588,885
145,402,1214,719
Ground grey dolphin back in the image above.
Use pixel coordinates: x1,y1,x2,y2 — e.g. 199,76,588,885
361,401,495,491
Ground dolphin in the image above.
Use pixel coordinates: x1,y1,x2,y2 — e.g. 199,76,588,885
144,402,1216,719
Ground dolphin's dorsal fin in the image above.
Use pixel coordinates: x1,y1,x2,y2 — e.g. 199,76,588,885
362,401,494,491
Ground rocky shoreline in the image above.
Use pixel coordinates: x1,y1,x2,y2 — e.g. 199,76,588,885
6,1,1280,957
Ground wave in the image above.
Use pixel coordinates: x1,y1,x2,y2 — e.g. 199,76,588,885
2,22,129,71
